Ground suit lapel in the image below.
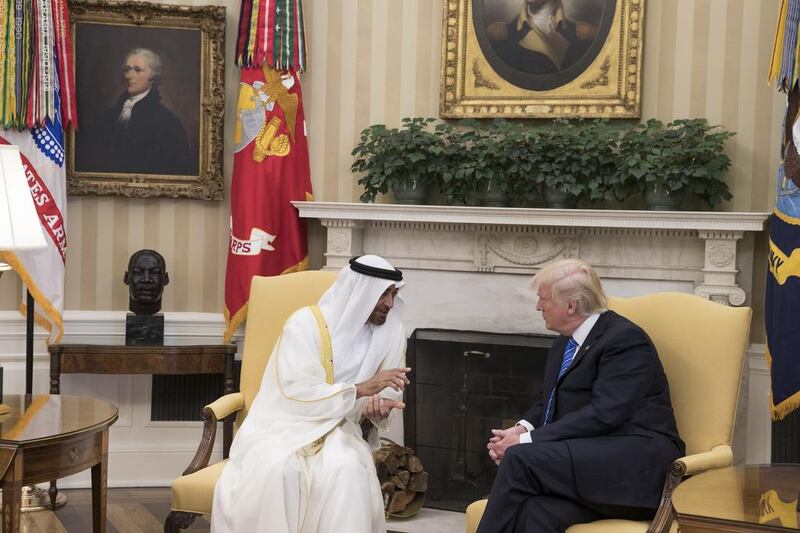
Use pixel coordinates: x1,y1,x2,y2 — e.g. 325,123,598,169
542,336,568,397
559,311,612,381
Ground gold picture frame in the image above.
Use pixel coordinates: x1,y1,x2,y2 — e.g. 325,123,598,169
440,0,644,119
67,0,225,200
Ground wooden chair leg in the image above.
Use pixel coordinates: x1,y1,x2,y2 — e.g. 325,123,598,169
164,511,199,533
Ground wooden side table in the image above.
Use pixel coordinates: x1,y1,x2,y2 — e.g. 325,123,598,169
48,343,237,457
672,464,800,532
0,395,118,533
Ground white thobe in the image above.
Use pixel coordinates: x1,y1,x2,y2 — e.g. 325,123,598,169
211,306,405,533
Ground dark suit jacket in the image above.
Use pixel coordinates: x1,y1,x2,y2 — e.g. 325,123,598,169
492,18,591,74
523,310,685,508
76,86,194,176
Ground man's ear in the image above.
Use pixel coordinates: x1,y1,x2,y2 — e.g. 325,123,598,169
163,272,170,286
123,271,129,285
566,300,578,315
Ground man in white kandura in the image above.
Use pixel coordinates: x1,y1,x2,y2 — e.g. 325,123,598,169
211,255,411,533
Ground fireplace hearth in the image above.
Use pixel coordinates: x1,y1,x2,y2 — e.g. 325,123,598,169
404,329,553,511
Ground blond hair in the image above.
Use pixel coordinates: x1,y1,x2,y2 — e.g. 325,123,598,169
531,259,607,316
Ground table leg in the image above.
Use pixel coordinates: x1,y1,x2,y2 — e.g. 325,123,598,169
91,430,109,533
49,480,58,510
2,449,22,533
50,352,61,394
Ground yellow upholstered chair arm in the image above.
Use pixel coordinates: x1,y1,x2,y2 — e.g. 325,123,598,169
205,392,244,421
645,445,735,533
181,393,245,477
675,445,733,476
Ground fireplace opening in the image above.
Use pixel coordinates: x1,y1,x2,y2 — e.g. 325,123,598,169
403,328,553,512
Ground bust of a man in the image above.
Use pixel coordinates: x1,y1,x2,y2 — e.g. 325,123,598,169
123,249,169,316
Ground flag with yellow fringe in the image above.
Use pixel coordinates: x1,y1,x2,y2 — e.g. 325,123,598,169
223,0,311,341
0,0,75,343
767,0,800,420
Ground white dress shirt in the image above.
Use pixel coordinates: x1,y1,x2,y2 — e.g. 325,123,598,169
118,89,151,123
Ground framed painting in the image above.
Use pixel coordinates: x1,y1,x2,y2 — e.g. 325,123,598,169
440,0,644,119
67,0,225,200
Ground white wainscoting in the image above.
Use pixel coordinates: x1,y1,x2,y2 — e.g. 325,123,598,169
0,311,771,488
746,344,772,465
0,310,243,489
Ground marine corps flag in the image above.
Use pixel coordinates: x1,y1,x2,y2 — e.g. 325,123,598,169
223,65,312,341
766,0,800,419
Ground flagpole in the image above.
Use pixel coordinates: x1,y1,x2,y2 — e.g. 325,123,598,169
26,290,33,395
19,289,67,511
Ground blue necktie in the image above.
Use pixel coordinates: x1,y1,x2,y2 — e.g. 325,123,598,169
542,337,579,426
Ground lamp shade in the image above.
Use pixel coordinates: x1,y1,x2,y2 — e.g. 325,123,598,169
0,144,46,251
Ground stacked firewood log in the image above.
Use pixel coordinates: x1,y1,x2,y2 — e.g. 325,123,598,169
373,440,428,516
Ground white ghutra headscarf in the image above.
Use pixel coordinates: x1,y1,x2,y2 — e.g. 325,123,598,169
317,255,406,383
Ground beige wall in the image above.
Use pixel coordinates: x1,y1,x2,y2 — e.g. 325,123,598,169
0,0,782,334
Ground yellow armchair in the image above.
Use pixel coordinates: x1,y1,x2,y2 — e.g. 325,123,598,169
466,292,752,533
164,270,338,532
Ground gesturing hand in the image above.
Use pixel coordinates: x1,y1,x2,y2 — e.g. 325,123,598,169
364,394,406,421
356,367,411,398
487,425,526,465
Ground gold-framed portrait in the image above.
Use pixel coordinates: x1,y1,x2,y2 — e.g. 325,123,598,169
440,0,644,119
66,0,225,200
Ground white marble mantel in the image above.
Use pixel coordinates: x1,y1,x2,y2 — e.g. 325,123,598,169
295,202,769,333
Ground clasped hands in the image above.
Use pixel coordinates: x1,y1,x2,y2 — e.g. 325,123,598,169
356,367,410,421
487,424,527,465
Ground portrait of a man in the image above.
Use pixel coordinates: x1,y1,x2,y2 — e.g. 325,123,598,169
469,0,618,93
66,1,225,199
485,0,596,75
72,22,201,177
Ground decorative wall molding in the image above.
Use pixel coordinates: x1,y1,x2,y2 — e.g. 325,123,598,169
294,202,768,231
296,202,769,306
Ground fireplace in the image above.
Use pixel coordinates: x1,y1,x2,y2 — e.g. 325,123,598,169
404,328,553,511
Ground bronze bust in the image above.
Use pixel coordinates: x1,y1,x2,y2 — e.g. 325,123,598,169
124,249,169,316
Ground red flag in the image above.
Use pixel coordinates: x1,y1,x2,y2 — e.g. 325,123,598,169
224,65,312,341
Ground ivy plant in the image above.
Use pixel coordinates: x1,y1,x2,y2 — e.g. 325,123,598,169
618,118,734,208
351,117,444,203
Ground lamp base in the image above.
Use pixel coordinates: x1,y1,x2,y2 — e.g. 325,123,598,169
20,485,67,512
0,403,9,415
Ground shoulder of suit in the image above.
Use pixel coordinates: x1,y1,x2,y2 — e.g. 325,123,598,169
602,310,648,336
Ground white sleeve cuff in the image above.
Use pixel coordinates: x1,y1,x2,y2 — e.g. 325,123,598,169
519,431,532,444
517,419,534,432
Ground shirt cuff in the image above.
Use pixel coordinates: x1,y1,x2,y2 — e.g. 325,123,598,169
516,419,534,432
519,431,532,444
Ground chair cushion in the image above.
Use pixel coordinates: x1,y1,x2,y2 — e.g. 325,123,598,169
170,460,228,514
567,519,649,532
466,499,680,533
569,520,678,532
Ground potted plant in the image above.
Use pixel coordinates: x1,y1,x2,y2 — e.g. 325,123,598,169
538,120,593,208
438,125,485,206
482,119,539,207
618,119,734,210
577,120,621,206
352,117,444,204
